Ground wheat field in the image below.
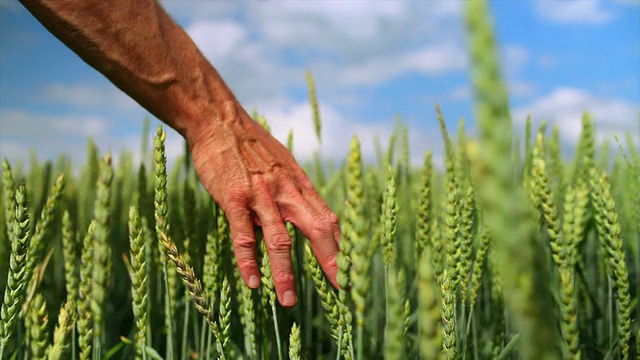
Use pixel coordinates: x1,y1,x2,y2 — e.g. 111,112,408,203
1,0,638,359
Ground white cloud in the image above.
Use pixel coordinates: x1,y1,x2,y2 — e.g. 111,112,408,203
258,1,406,44
42,83,140,111
177,1,466,107
534,0,615,25
513,87,639,147
335,43,467,87
166,0,470,172
51,116,109,137
0,110,108,165
186,20,248,62
0,141,30,161
0,109,167,166
252,99,444,168
537,54,557,69
508,81,537,97
504,45,529,75
257,100,375,161
160,0,238,21
449,85,473,101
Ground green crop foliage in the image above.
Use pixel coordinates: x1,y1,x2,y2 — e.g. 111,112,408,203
0,1,637,359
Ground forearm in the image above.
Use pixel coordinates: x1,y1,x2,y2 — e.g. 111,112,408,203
19,0,235,143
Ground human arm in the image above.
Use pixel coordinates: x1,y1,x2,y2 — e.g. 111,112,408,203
19,0,341,307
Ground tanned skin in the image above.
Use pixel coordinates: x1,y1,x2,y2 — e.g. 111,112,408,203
20,0,341,307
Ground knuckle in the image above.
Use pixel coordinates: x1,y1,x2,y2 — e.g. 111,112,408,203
295,169,313,186
327,211,339,225
320,251,339,269
266,232,292,253
237,258,259,273
272,269,295,286
311,215,332,235
227,187,249,206
281,181,300,198
234,233,256,249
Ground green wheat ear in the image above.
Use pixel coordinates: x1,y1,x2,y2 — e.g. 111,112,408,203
418,245,442,360
380,164,398,267
384,265,405,360
530,132,562,267
158,232,224,355
286,129,294,153
306,69,322,144
469,229,491,309
25,173,66,291
219,275,231,354
589,168,631,360
0,184,31,358
257,115,271,133
91,153,113,356
289,322,301,360
440,269,456,360
28,292,49,359
48,299,75,360
415,150,433,261
572,113,595,185
129,206,149,359
2,159,15,246
238,276,257,359
78,221,96,360
303,242,341,343
61,211,78,318
466,0,558,357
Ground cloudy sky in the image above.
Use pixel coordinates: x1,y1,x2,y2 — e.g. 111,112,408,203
1,0,638,169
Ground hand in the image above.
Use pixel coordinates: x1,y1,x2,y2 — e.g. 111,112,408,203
189,100,341,307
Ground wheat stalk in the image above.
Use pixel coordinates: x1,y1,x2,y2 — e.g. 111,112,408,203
47,299,75,360
2,159,15,246
306,70,322,144
28,292,49,358
289,322,301,360
158,232,224,358
303,242,341,342
418,245,442,360
415,150,433,261
129,206,149,359
466,0,559,357
25,174,65,290
383,265,405,360
0,184,31,358
78,221,96,360
91,154,113,357
153,125,177,358
590,168,632,360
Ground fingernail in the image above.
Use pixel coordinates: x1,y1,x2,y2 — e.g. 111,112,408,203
283,290,297,306
248,275,260,288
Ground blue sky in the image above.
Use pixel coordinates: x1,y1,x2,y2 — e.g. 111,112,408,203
1,0,638,168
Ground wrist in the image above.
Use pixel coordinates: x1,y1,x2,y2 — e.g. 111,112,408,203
178,62,239,147
183,97,249,154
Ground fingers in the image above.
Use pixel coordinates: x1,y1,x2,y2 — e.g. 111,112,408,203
253,197,297,307
225,205,261,289
302,187,342,244
294,170,342,242
279,190,340,289
224,167,341,306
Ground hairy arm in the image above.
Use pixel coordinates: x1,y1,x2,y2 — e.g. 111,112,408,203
20,0,341,307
